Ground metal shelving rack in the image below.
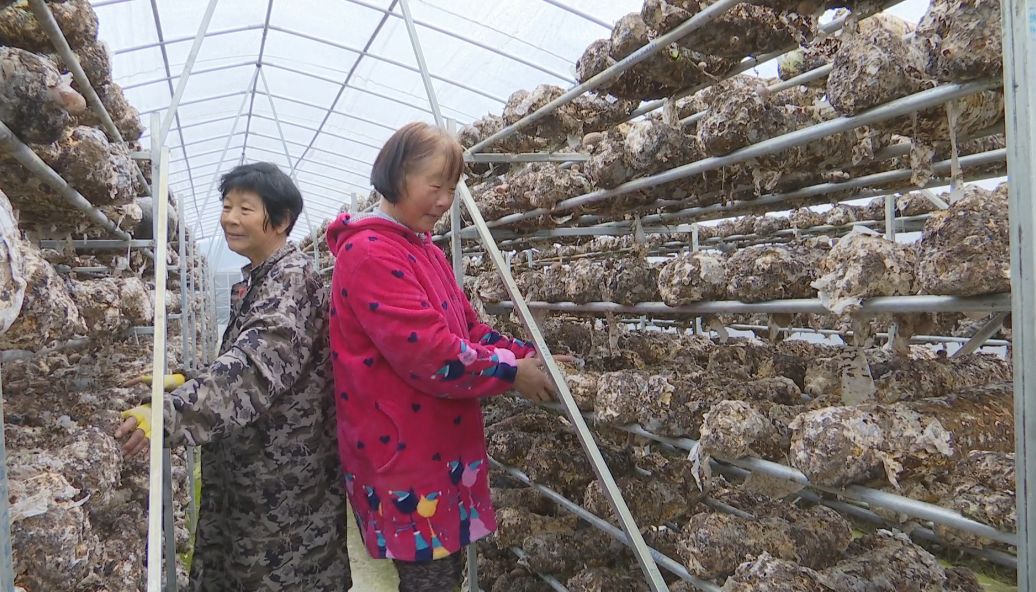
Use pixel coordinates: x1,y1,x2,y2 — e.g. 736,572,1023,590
0,2,221,591
397,0,1033,590
0,0,1028,590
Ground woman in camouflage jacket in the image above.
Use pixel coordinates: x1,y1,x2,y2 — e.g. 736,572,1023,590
116,163,351,591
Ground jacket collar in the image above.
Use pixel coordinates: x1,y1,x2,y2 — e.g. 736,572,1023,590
239,241,297,283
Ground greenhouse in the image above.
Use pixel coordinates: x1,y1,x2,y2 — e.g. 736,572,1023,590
0,0,1034,590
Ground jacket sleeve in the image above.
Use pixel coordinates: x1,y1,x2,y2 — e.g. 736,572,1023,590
335,251,521,400
461,284,536,359
162,267,322,447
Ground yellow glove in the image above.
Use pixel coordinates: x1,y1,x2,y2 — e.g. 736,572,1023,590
124,373,187,391
120,404,153,439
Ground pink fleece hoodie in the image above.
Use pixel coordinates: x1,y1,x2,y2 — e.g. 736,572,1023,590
326,213,535,562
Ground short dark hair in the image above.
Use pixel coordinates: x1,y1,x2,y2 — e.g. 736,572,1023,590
219,162,303,233
371,122,464,203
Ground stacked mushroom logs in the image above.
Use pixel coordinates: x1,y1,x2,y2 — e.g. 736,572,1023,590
0,0,147,237
470,182,1010,316
480,345,1008,590
474,304,1015,584
0,192,213,591
0,3,213,591
443,0,1006,242
452,0,1014,583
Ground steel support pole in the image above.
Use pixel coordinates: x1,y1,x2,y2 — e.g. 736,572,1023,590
284,1,396,181
444,118,473,590
157,0,219,144
149,0,207,223
256,69,319,268
884,195,896,241
146,144,172,592
447,119,464,289
400,1,666,587
201,70,261,262
1003,0,1036,585
177,191,190,379
0,361,13,592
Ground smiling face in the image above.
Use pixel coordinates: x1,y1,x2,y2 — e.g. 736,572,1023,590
220,188,291,266
383,152,458,234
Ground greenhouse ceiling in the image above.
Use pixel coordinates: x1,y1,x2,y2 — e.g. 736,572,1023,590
90,0,637,258
94,0,932,268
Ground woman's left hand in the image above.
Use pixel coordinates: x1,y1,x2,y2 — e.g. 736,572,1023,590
115,405,152,456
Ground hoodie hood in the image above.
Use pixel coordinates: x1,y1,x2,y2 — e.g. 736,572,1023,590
326,212,428,254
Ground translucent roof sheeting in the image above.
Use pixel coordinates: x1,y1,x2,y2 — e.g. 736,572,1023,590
91,0,641,268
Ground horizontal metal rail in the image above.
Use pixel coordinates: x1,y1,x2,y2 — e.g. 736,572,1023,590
469,152,588,163
38,239,154,250
442,127,1005,244
623,10,862,121
450,155,1004,245
0,122,132,239
486,293,1012,316
662,441,1019,569
722,324,1010,347
491,459,722,592
530,124,1004,232
471,79,1001,230
508,548,569,592
614,423,1016,546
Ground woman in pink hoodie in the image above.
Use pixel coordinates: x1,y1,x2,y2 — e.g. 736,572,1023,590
327,122,557,591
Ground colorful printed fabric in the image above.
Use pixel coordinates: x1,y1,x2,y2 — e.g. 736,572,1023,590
327,213,534,562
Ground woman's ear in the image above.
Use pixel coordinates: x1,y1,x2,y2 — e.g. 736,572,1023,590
274,215,293,237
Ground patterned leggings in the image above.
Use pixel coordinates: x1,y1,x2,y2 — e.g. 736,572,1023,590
393,551,465,592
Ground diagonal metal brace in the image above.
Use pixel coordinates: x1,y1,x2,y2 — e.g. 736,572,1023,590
951,311,1009,358
457,181,671,592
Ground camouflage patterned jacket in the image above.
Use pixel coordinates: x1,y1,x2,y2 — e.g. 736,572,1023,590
163,243,350,592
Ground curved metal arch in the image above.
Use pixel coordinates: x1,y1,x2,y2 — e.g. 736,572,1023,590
338,0,574,82
266,25,508,104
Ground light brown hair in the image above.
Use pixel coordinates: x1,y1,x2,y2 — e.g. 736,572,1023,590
370,122,464,203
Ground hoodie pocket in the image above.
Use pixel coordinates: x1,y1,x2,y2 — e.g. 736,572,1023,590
356,403,404,474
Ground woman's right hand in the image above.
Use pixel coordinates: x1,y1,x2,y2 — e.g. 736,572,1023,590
514,358,556,403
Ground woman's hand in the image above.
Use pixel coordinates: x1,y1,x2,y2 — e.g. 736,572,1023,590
514,358,556,403
115,405,152,456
